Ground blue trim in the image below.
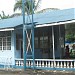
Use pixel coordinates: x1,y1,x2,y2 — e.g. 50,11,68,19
14,66,24,69
32,67,75,71
31,0,35,68
55,68,75,71
0,65,5,68
14,66,75,71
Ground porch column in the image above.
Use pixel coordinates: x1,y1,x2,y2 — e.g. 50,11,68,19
52,26,55,66
11,30,16,65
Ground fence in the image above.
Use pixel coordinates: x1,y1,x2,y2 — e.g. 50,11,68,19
15,59,75,70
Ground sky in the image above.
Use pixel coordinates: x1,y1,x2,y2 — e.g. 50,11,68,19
0,0,75,16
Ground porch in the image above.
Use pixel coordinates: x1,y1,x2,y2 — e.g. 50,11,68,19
15,23,75,70
15,25,65,59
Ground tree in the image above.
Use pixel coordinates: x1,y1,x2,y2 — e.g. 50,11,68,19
14,0,41,14
0,11,9,19
65,23,75,42
37,8,59,13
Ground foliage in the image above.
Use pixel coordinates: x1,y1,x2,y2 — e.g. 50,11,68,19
14,0,41,14
37,8,59,13
0,11,10,19
65,23,75,42
65,34,75,42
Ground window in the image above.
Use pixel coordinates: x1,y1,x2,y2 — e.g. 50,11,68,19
40,36,48,48
40,37,43,48
34,37,38,48
0,38,2,50
0,36,11,50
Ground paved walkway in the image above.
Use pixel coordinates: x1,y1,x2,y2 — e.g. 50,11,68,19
0,69,75,75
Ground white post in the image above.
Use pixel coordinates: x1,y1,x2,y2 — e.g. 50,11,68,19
39,61,41,67
52,26,55,67
37,61,39,67
67,61,69,68
46,61,47,67
51,61,54,68
60,61,63,68
74,61,75,68
57,61,60,68
71,61,73,68
48,61,50,67
64,61,66,68
21,61,23,66
42,61,44,67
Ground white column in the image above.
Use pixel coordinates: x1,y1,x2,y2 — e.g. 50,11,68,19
11,30,16,65
52,26,55,67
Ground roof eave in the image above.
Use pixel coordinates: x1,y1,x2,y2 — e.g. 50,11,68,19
0,28,14,31
35,19,75,28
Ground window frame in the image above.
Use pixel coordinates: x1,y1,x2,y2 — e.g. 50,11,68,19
0,36,11,51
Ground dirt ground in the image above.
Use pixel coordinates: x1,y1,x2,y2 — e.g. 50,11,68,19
0,69,75,75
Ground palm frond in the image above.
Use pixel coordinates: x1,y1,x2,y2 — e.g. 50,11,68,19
34,0,41,11
14,0,22,11
14,0,41,14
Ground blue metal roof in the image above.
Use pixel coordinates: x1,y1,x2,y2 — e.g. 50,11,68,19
34,8,75,24
0,16,23,29
0,8,75,29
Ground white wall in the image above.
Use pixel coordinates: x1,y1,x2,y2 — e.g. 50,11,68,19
11,31,16,65
0,31,15,65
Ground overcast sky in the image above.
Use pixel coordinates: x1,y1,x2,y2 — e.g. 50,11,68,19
0,0,75,15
